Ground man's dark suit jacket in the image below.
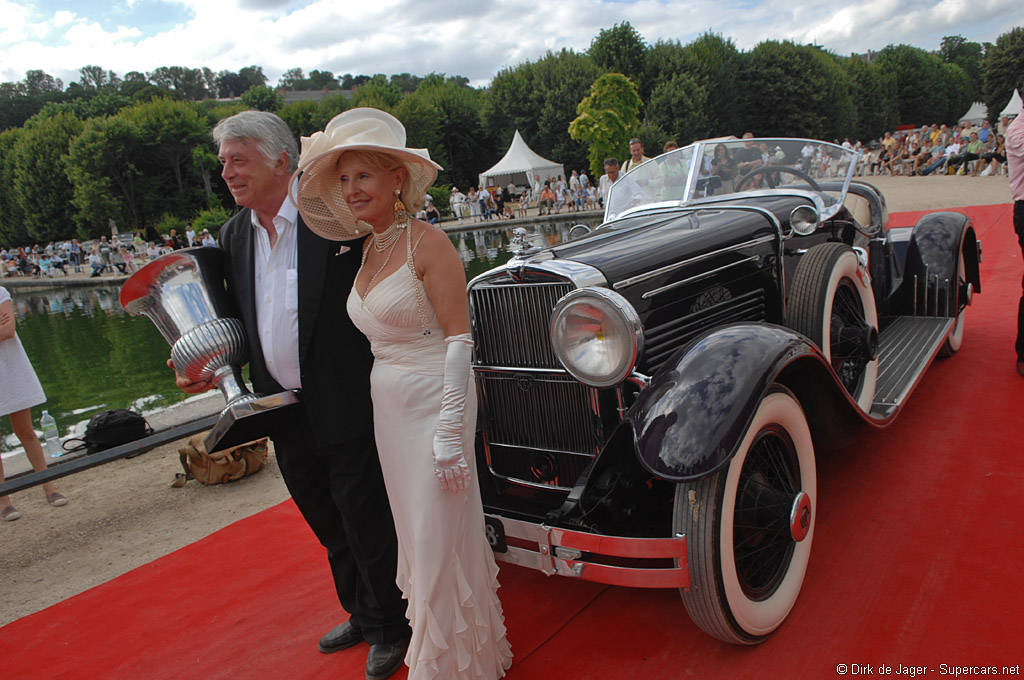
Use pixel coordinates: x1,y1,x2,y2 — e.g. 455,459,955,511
217,208,373,449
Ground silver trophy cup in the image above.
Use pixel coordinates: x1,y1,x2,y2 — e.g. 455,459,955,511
120,247,299,452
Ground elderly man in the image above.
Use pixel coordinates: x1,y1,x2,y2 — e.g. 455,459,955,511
171,111,410,679
599,157,644,219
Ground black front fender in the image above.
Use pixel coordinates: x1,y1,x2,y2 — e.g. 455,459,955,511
627,322,831,482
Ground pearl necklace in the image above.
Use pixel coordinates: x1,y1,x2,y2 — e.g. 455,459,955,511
371,219,407,253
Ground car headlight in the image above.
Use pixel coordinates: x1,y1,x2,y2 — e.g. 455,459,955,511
550,288,643,387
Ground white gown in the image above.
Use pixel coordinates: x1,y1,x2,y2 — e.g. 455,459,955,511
0,286,46,417
347,265,512,680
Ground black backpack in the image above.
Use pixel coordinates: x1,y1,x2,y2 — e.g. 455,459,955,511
64,409,153,455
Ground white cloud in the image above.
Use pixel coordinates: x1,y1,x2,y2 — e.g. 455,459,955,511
53,10,76,27
1,0,1023,88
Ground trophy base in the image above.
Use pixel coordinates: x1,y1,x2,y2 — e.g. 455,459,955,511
203,390,302,453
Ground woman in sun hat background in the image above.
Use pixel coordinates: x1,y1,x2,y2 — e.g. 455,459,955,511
295,108,512,680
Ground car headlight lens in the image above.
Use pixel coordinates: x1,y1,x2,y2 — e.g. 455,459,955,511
550,288,643,387
790,205,820,235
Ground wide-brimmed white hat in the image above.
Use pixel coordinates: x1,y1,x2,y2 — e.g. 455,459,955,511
294,108,442,241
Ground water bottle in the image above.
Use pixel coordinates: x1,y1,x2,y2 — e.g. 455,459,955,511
40,410,61,458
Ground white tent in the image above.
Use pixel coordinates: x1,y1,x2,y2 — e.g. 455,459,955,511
999,89,1022,119
958,101,988,126
478,130,564,191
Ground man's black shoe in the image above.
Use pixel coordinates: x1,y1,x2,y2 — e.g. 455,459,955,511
317,620,364,654
365,640,408,680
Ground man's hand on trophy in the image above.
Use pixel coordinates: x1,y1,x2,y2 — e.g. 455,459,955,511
167,357,214,394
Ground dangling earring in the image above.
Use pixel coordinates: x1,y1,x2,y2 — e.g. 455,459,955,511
393,188,409,224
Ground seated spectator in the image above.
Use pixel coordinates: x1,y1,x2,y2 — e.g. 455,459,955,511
554,186,567,214
88,247,105,277
110,246,128,274
949,133,984,175
517,191,529,218
976,134,1006,176
538,183,555,215
50,254,67,276
423,197,441,224
586,185,598,210
201,230,216,247
735,133,763,176
711,143,739,193
919,140,960,176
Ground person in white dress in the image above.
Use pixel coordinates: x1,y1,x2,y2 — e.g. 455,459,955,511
295,108,512,680
0,286,68,521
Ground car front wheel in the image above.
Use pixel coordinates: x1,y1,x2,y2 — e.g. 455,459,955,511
789,242,879,411
674,386,816,644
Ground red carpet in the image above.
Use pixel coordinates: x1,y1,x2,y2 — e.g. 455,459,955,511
4,205,1021,679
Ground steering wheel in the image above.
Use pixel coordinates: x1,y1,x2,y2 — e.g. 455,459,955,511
734,165,821,193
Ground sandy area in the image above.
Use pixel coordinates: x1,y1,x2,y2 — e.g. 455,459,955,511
0,173,1014,628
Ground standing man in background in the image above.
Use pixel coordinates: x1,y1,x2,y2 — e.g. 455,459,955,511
1005,102,1024,377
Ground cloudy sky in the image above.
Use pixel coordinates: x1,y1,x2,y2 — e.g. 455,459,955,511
2,0,1021,89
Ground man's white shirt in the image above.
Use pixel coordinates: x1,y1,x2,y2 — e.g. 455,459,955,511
251,195,301,390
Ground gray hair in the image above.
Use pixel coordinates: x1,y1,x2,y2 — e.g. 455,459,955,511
212,111,299,172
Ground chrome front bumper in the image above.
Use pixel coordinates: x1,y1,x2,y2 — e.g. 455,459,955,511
487,514,689,589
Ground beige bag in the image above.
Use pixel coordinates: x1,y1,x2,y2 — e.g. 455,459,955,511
173,435,269,486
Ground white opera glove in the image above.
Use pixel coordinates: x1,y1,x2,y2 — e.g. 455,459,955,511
433,334,474,494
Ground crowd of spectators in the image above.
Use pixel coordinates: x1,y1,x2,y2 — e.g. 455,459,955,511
1,226,218,279
856,117,1012,178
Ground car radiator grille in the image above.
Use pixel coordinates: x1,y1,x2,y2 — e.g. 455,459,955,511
470,280,600,489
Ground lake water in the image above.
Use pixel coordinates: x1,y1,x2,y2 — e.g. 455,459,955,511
2,219,592,455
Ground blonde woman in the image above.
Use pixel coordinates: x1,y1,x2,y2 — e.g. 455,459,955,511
295,109,512,680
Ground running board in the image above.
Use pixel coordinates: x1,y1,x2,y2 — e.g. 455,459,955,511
870,316,952,419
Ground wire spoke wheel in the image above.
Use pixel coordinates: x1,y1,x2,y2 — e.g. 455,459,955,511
789,243,878,411
675,387,815,644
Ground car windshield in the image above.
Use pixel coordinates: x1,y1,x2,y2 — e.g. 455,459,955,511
604,138,859,222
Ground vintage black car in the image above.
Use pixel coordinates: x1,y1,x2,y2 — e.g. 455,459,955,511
467,138,981,644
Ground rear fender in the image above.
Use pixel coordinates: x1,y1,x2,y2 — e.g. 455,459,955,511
899,212,980,310
627,322,845,483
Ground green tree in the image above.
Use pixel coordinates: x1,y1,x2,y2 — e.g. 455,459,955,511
0,128,28,244
308,70,339,90
569,73,643,177
124,98,208,197
939,35,984,99
677,33,744,137
352,75,403,109
646,72,708,146
941,62,973,125
983,26,1024,120
277,68,306,89
589,22,647,89
487,49,601,173
278,100,323,139
12,111,83,242
841,57,898,140
240,85,282,112
414,76,488,188
148,66,209,100
191,205,233,237
738,41,854,138
66,115,143,236
874,44,947,126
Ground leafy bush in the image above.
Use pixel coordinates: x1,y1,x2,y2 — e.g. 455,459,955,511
191,206,234,238
154,213,187,235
